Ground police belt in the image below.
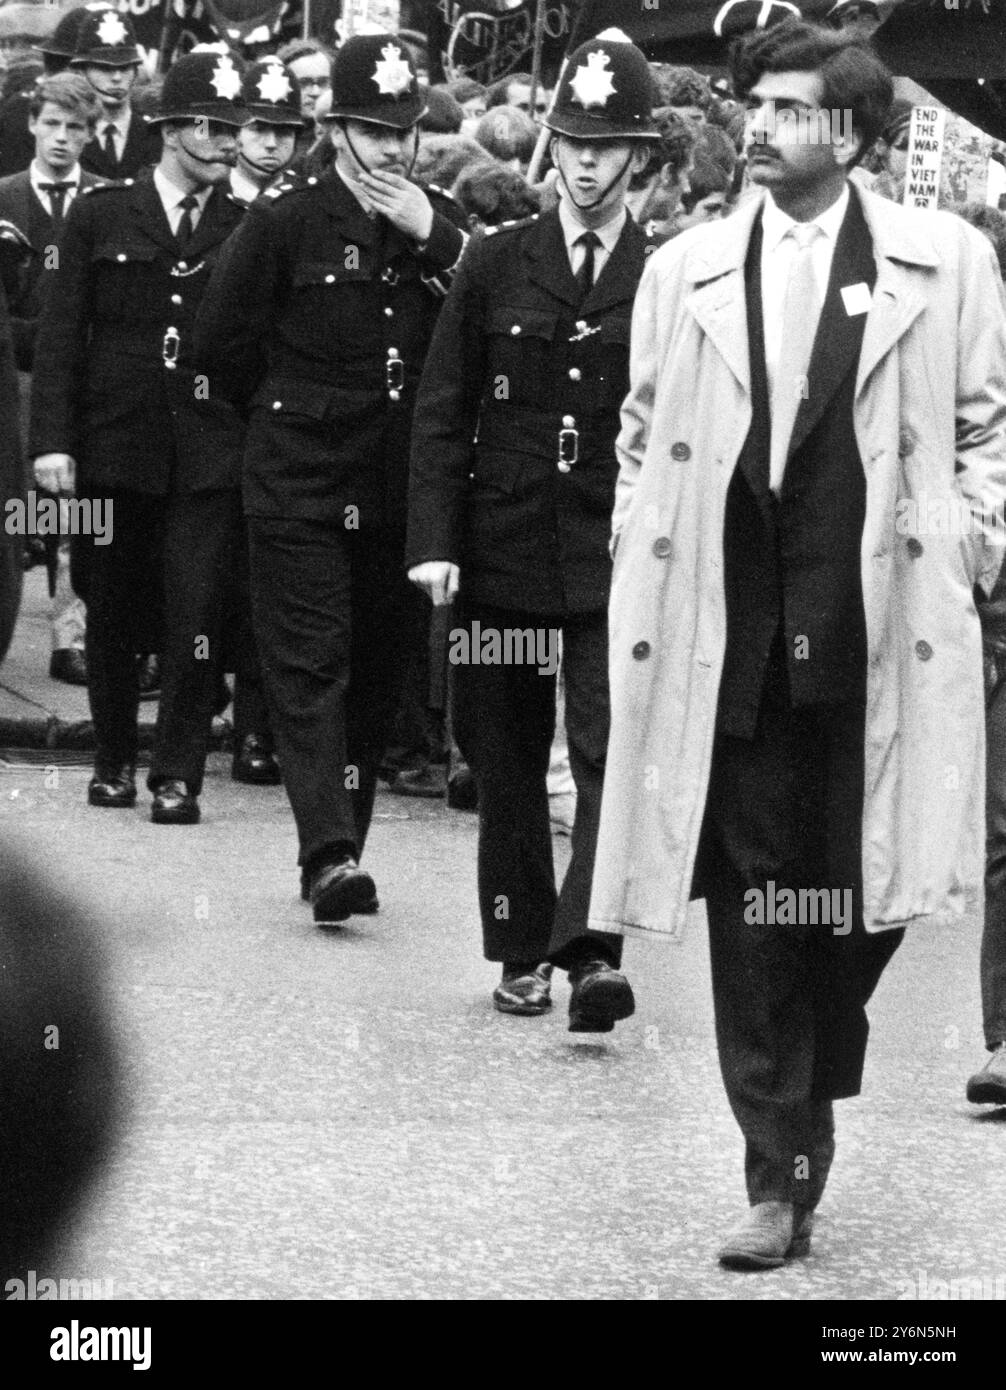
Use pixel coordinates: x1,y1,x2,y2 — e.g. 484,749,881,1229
477,406,615,471
91,330,194,370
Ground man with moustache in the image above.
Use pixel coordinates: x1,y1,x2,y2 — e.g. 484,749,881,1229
589,20,1006,1266
407,36,659,1029
30,52,248,824
194,34,467,926
69,7,160,182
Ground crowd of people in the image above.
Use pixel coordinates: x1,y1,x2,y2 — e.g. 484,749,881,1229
2,7,1006,1273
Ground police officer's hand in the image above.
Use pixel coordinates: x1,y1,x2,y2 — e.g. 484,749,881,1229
408,560,459,606
359,171,434,244
34,453,76,496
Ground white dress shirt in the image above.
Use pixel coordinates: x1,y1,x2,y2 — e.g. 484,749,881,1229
760,183,850,398
96,109,131,163
558,198,626,285
153,167,212,236
30,160,83,218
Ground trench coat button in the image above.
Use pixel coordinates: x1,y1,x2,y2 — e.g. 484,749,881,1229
510,324,521,335
899,428,916,456
915,639,933,660
906,537,923,557
671,442,691,461
568,367,581,381
170,294,182,306
652,537,672,558
632,640,651,660
272,400,282,410
325,274,335,284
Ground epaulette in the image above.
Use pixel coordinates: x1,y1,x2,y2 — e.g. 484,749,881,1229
264,172,314,201
484,213,540,238
83,179,134,195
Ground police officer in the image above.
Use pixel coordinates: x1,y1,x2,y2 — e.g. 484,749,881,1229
30,51,249,823
231,57,304,205
70,7,161,182
194,34,467,926
406,37,658,1029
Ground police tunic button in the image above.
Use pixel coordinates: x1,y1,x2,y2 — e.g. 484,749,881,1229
177,261,187,271
116,253,126,262
510,324,521,335
632,640,651,661
652,537,672,558
906,537,923,557
562,414,574,427
384,306,393,317
170,294,182,306
389,390,401,402
670,442,691,461
899,429,916,456
272,400,282,410
915,639,933,661
568,367,581,381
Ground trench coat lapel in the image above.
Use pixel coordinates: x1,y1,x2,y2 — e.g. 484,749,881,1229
682,194,762,396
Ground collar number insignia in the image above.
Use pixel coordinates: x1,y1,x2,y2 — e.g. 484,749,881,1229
570,51,616,110
372,43,412,97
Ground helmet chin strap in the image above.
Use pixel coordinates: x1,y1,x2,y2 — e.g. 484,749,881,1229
554,143,634,213
176,129,236,173
341,120,419,181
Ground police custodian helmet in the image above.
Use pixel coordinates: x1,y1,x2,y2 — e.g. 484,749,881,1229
543,35,659,142
326,33,427,130
70,6,142,68
148,51,248,127
241,57,304,127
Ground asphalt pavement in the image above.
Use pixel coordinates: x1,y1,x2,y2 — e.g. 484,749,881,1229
2,571,1003,1301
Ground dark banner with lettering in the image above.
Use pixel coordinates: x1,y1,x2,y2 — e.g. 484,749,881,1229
427,0,573,85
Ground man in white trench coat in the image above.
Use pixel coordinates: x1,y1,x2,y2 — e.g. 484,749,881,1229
588,19,1006,1269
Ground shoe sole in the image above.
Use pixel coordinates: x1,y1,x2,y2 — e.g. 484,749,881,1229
313,870,377,926
718,1248,788,1271
966,1081,1006,1105
300,879,378,914
88,792,137,808
150,806,201,825
568,975,635,1033
231,770,283,786
493,993,552,1016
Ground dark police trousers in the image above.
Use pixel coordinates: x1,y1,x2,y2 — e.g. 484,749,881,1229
452,600,621,968
247,517,420,870
697,674,903,1209
79,488,242,792
983,674,1006,1049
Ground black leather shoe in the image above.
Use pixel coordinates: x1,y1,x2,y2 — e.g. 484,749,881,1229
231,734,281,785
493,962,553,1015
966,1042,1006,1105
567,959,635,1033
49,648,88,685
446,766,478,811
88,764,137,808
150,780,200,825
390,764,447,798
299,867,377,912
309,858,378,925
137,653,161,700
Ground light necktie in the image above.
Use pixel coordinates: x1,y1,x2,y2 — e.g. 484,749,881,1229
102,124,118,166
175,194,198,251
39,181,72,224
769,222,822,495
574,229,600,303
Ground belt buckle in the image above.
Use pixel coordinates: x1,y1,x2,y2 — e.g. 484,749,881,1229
162,326,180,370
386,348,404,401
558,414,578,472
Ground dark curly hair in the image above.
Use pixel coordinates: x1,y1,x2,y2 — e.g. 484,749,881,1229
628,107,697,192
453,162,540,227
729,19,893,165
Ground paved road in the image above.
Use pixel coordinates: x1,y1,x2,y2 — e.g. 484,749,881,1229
2,747,1003,1302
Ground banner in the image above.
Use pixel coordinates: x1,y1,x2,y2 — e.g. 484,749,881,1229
427,1,572,85
903,104,945,210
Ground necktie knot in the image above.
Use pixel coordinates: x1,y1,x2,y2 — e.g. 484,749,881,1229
179,196,198,211
790,222,821,251
39,180,72,221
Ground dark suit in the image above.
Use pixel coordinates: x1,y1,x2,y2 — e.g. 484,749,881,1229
194,168,466,870
694,189,904,1210
81,115,161,183
408,209,655,965
29,172,247,792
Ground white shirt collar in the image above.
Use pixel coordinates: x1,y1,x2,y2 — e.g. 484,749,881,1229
100,109,131,138
30,160,82,191
230,167,263,205
557,197,626,257
762,182,850,254
153,166,212,215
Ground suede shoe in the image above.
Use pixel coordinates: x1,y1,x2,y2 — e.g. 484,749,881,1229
718,1202,796,1271
151,780,200,825
88,764,137,808
966,1042,1006,1105
310,858,378,925
231,734,281,785
493,962,553,1015
567,959,635,1033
